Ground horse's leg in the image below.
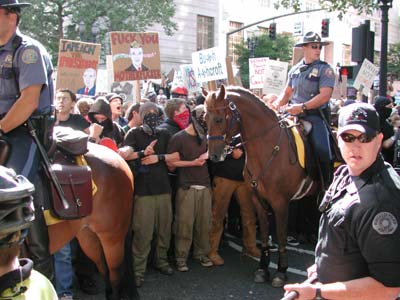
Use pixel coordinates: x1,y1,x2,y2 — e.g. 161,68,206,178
251,194,270,283
271,199,289,287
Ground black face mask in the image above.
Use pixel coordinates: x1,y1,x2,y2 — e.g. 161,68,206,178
143,112,158,135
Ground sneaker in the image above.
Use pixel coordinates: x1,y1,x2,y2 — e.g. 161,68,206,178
176,261,189,272
134,275,144,288
268,236,278,252
59,295,74,300
198,256,213,267
287,235,300,246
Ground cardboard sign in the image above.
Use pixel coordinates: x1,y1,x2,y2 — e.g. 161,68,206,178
353,58,379,97
180,64,201,93
192,47,227,82
262,59,289,95
109,31,161,82
56,39,101,96
249,57,269,89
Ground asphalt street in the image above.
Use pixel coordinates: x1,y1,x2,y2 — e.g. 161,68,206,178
74,234,316,300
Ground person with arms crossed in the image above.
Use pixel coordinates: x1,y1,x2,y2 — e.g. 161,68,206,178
284,103,400,300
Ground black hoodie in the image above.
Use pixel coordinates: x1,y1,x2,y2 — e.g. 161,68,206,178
88,97,124,146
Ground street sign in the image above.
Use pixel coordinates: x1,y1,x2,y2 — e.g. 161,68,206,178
293,22,303,36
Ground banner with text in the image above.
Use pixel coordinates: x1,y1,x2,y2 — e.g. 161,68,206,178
109,31,161,82
56,39,101,96
263,59,289,95
192,47,227,83
353,58,379,97
249,57,268,89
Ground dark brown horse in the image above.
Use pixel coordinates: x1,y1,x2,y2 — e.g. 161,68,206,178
204,85,316,287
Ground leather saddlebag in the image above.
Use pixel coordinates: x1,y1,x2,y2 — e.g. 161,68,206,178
50,162,93,219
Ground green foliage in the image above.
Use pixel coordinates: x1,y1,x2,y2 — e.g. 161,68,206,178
235,34,295,88
387,42,400,80
19,0,177,65
274,0,379,19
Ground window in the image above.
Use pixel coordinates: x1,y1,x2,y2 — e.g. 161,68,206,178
228,21,244,66
197,15,214,50
342,44,351,65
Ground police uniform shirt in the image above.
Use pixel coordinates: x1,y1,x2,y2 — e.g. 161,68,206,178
288,59,335,106
0,29,54,115
316,156,400,286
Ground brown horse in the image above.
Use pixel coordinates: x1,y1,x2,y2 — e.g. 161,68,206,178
37,143,137,300
204,85,316,287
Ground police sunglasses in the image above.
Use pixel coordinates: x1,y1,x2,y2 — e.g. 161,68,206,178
310,44,323,50
339,132,376,143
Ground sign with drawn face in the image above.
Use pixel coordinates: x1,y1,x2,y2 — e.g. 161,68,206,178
180,64,201,93
109,31,161,82
56,39,101,96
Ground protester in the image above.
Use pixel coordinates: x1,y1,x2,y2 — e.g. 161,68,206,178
167,105,213,272
284,103,400,300
106,93,128,127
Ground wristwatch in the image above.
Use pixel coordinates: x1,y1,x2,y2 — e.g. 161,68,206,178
302,103,308,112
0,123,3,135
315,288,324,300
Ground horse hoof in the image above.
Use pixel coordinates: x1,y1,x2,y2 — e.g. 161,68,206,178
271,272,287,288
254,269,268,283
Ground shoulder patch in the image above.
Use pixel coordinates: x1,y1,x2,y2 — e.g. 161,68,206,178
372,212,398,235
21,48,39,64
324,68,335,78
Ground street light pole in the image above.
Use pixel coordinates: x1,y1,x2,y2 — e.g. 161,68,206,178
378,0,393,97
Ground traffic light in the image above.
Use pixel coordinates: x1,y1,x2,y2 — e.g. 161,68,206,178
269,23,276,40
321,18,330,38
339,66,354,80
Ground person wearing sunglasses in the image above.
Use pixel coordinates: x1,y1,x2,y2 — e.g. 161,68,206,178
283,103,400,300
276,31,335,191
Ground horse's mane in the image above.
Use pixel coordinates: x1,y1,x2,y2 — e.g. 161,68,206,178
224,86,277,119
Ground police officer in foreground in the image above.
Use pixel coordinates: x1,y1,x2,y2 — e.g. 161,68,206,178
276,31,335,189
0,0,54,278
283,103,400,300
0,166,57,299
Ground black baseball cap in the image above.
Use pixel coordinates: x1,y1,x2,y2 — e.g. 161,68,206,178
338,103,380,137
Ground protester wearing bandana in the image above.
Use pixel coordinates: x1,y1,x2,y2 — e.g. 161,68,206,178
118,102,179,287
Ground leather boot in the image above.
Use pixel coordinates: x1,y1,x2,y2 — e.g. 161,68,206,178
26,206,53,280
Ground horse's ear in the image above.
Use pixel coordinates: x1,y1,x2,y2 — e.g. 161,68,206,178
217,85,225,101
201,87,208,97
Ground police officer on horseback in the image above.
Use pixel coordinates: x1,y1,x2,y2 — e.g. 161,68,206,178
276,31,335,189
0,0,54,279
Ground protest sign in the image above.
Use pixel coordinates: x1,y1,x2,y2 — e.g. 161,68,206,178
192,47,227,82
56,39,101,96
249,57,268,89
109,31,161,82
353,58,379,97
262,59,288,95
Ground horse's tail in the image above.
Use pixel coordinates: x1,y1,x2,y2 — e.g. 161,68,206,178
121,208,140,300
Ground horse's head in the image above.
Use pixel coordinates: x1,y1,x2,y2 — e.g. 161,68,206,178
203,85,240,162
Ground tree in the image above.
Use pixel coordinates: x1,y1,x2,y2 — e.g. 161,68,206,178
274,0,379,18
387,42,400,80
235,33,294,88
19,0,177,64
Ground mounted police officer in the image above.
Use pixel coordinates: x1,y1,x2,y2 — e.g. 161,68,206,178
0,0,54,279
276,31,335,189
